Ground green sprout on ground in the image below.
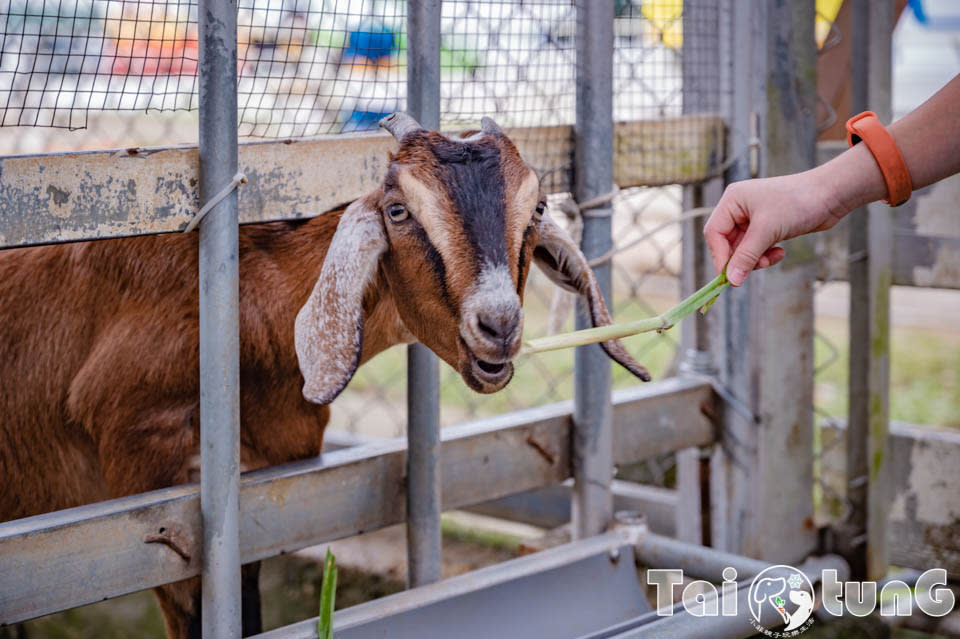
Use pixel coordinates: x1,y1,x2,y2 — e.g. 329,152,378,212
317,548,338,639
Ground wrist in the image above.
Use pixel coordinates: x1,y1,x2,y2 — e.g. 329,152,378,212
816,142,888,218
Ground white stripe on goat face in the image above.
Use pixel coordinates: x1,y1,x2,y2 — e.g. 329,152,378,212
459,263,523,361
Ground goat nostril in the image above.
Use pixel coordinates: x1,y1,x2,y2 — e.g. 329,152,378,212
476,317,501,339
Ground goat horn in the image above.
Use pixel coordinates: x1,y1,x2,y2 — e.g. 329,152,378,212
481,116,503,136
379,112,423,140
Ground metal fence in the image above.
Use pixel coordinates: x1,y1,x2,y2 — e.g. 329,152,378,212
2,0,959,636
0,0,724,631
0,0,713,450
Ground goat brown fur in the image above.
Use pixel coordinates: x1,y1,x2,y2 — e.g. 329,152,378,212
0,210,413,636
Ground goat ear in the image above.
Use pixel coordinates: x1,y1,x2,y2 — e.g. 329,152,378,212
295,196,387,404
533,213,652,382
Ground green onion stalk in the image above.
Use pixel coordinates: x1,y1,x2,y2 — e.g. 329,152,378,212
520,272,729,356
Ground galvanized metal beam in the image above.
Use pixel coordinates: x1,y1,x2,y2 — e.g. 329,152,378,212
196,0,242,634
0,118,724,250
404,0,443,590
820,420,960,579
0,378,713,624
255,532,649,639
709,0,818,563
676,0,725,548
842,0,894,582
572,0,616,540
466,480,678,536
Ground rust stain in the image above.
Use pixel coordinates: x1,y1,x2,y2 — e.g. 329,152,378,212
144,525,193,563
525,433,556,465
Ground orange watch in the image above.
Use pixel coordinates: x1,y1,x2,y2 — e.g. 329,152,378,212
845,111,912,206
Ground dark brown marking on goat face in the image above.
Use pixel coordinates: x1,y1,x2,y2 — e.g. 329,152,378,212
377,129,544,393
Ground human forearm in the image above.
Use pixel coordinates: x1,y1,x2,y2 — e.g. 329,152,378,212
818,74,960,216
704,74,960,286
888,73,960,190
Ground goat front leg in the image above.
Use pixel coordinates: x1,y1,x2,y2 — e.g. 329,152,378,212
242,562,263,636
151,563,261,639
154,578,202,639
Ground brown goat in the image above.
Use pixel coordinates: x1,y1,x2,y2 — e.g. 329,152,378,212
0,114,649,637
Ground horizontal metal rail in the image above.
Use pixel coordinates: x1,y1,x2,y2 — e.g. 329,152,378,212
467,479,678,536
4,133,953,289
0,377,714,624
819,419,960,579
0,117,724,250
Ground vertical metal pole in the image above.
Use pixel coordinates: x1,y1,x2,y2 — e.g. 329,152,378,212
676,0,723,546
843,0,893,581
199,0,241,638
198,0,241,635
405,0,443,588
572,0,615,539
709,0,818,562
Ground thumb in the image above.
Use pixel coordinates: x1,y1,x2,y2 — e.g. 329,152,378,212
726,225,773,286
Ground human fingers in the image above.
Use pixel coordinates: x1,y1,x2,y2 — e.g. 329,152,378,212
755,246,786,270
703,208,737,276
726,223,777,286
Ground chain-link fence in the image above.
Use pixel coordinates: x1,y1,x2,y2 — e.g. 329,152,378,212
0,0,728,488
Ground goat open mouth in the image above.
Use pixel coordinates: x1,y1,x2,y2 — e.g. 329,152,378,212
476,359,505,375
460,341,514,392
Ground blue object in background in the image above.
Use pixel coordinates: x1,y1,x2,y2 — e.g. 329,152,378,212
907,0,960,29
343,23,397,63
342,110,394,132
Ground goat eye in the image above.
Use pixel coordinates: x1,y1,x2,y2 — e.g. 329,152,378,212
534,201,546,218
386,203,409,223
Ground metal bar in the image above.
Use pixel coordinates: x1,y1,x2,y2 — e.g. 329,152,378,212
406,0,441,131
842,0,894,581
0,118,725,250
253,532,643,639
677,0,724,546
405,343,442,588
598,577,795,639
816,225,960,289
404,0,443,589
634,531,770,582
572,0,615,540
820,419,960,578
197,0,241,635
466,480,678,536
710,0,818,562
0,379,712,624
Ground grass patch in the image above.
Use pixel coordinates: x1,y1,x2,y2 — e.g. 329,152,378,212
440,515,524,553
814,316,960,428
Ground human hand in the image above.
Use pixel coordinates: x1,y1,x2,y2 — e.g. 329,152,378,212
703,169,846,286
